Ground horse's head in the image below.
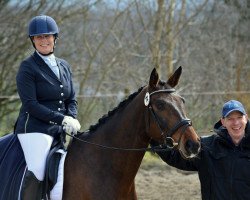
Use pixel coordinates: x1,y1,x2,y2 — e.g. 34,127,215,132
145,66,200,158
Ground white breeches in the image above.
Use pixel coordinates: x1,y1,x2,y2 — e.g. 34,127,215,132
17,133,53,181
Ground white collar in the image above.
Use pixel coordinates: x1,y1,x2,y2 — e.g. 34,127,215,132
36,51,57,66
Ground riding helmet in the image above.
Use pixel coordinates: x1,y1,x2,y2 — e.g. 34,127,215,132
28,15,59,37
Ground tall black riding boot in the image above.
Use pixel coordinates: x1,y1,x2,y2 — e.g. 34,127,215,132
20,170,43,200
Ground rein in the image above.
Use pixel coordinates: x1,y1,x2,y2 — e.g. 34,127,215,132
65,132,167,152
67,88,192,152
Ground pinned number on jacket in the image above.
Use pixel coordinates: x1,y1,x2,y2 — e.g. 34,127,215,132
144,92,150,106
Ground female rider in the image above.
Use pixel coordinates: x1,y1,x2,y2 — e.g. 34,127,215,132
15,15,81,200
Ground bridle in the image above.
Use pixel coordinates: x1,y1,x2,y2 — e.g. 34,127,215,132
66,88,192,152
144,88,192,148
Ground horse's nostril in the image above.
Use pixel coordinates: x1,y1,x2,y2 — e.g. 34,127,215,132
185,139,200,154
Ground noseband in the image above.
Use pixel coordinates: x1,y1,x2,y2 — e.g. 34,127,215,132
144,89,192,148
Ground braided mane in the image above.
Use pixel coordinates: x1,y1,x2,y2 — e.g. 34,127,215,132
89,86,144,131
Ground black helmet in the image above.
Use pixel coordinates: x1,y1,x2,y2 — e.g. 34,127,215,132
28,15,59,37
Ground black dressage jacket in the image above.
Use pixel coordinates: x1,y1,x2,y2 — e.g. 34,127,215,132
15,51,77,135
151,120,250,200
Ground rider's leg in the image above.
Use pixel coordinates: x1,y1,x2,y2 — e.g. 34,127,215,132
18,133,53,200
20,169,43,200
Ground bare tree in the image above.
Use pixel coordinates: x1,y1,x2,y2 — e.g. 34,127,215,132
0,0,249,135
151,0,165,71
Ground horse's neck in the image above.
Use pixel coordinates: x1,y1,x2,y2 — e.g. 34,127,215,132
89,94,149,174
64,93,150,197
108,95,149,148
102,95,149,172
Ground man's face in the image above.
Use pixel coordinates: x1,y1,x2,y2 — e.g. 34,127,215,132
221,111,248,145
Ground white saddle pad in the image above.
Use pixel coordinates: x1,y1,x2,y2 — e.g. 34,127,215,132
50,149,67,200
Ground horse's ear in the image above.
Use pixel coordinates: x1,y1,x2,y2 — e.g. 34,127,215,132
167,66,182,87
149,68,159,87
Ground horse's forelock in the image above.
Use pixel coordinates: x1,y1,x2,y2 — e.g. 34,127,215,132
159,80,166,86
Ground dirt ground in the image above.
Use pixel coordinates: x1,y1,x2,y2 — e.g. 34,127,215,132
135,157,201,200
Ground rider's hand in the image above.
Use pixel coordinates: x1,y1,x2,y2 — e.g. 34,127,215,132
62,116,81,135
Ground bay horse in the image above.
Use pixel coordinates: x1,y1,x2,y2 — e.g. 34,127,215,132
63,66,201,200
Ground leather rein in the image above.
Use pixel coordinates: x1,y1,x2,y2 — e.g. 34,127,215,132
67,88,192,152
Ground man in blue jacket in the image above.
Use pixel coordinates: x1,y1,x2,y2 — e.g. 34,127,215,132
15,15,81,200
151,100,250,200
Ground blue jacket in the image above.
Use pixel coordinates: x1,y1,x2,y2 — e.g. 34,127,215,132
15,51,78,135
151,120,250,200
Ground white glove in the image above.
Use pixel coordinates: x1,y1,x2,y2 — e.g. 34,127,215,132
62,116,81,135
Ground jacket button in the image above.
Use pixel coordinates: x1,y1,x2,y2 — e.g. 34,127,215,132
59,100,63,104
60,85,63,88
61,93,64,96
58,108,61,111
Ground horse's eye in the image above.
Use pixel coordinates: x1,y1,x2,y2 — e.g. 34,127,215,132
155,100,166,110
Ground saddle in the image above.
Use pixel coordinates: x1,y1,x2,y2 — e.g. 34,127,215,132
0,127,67,200
43,138,66,199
